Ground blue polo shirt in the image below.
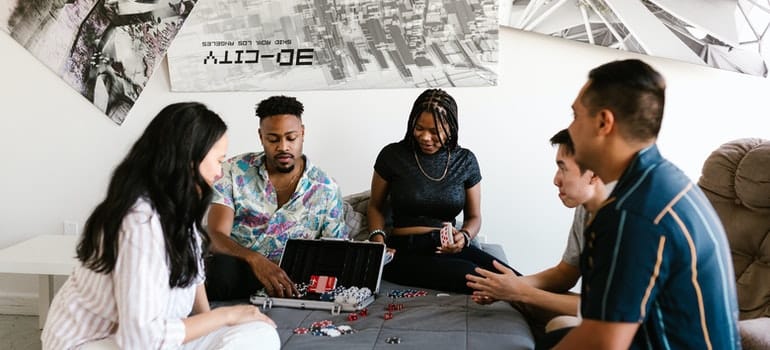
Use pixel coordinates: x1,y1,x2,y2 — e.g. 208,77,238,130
580,145,740,349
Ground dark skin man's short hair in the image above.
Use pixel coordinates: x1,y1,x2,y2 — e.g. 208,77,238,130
256,96,304,120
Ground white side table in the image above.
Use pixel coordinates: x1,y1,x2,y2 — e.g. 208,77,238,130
0,235,77,329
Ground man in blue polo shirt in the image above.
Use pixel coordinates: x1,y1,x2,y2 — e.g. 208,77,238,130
554,59,740,349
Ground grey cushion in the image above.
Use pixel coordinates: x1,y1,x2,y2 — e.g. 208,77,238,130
740,317,770,350
262,280,534,350
342,190,371,241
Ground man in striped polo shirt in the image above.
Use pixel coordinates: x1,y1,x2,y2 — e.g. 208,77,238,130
554,59,741,349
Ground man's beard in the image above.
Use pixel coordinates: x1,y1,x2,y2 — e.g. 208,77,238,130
277,164,295,173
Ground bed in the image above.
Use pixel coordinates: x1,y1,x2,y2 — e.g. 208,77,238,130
260,279,535,350
243,191,536,349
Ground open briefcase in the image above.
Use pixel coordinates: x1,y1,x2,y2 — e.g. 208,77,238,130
250,238,386,314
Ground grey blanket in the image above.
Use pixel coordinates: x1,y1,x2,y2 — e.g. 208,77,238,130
260,280,535,350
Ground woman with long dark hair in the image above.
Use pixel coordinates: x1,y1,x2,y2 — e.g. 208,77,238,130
42,103,280,349
367,89,520,294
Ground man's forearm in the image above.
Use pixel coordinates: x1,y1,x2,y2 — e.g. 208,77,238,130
208,232,259,263
521,288,580,317
523,263,579,292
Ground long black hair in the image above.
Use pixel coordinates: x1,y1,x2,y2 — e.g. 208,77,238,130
402,88,459,150
76,102,227,288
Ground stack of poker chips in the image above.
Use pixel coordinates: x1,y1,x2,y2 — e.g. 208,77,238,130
254,282,311,298
316,286,373,304
334,286,373,305
387,289,428,298
295,282,309,298
293,320,356,337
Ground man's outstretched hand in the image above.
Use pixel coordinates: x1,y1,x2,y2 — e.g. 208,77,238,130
247,254,298,298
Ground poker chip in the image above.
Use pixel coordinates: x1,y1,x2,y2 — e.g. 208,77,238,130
299,320,357,337
337,325,354,334
322,328,341,337
388,289,427,298
317,285,372,305
385,336,402,344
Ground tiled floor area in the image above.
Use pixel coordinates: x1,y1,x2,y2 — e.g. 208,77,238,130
0,315,40,350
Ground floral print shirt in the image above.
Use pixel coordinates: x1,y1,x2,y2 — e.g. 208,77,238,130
212,152,348,263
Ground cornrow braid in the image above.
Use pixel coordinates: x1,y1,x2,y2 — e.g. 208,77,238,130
403,89,459,150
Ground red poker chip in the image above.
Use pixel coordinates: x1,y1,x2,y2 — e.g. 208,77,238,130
293,327,309,334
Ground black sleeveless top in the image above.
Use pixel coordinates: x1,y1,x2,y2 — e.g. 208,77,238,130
374,140,482,228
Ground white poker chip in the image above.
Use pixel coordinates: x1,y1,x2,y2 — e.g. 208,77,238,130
385,336,402,344
322,328,341,337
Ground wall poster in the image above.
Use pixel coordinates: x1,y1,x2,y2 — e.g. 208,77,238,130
1,0,199,125
167,0,499,91
500,0,770,77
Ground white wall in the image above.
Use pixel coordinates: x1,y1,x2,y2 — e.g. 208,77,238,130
2,27,769,314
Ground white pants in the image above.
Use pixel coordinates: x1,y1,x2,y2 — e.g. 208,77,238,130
79,321,280,350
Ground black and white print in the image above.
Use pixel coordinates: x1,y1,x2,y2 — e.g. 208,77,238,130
500,0,770,77
167,0,499,91
1,0,198,124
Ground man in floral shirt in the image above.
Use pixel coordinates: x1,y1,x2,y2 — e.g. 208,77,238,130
206,96,348,300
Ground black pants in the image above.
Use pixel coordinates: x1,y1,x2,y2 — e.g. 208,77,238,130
383,231,520,294
535,327,573,349
204,254,262,301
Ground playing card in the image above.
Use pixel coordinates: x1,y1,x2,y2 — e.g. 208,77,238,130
440,222,454,246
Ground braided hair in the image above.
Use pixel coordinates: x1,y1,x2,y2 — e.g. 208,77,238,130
402,89,459,151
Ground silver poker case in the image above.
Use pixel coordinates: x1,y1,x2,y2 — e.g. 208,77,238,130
250,238,387,314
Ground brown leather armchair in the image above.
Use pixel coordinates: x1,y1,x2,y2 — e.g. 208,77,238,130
699,138,770,349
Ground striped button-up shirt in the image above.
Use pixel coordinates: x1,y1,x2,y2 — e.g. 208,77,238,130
580,145,741,349
42,198,203,349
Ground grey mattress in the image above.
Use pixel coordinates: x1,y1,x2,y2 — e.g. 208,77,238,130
257,278,534,349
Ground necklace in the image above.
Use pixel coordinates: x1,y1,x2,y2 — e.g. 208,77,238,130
274,173,300,193
413,149,451,182
272,163,304,193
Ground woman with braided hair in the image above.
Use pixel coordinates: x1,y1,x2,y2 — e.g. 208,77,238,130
367,89,519,294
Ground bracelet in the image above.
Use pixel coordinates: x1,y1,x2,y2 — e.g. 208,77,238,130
459,229,472,248
368,229,387,241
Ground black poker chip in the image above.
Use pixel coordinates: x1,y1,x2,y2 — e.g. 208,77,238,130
385,336,402,344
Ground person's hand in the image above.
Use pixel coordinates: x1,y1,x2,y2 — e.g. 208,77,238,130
436,227,463,254
471,294,497,305
246,253,297,298
218,304,277,328
465,260,528,303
